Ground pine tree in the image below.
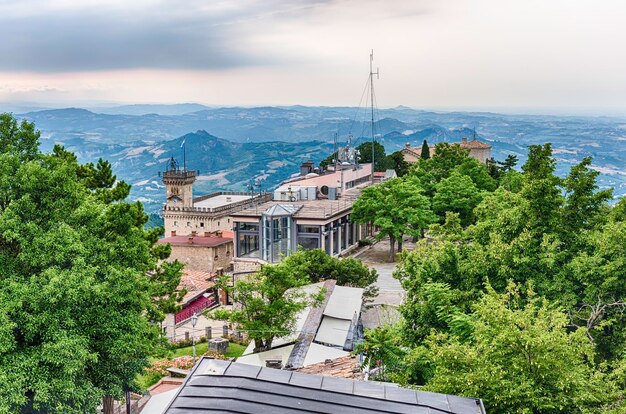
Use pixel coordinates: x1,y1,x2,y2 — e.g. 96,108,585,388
420,139,430,159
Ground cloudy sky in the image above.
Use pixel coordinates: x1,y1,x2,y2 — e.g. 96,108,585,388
1,0,625,113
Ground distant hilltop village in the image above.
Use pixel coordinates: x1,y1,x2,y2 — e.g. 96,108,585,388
156,135,492,335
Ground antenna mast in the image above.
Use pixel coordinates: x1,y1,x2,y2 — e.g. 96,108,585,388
369,49,379,182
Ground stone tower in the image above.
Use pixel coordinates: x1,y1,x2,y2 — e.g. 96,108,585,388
162,157,196,208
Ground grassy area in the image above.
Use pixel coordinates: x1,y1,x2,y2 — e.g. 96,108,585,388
171,341,247,359
136,342,248,391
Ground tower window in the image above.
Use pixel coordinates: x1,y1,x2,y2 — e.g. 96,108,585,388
200,222,204,228
187,222,191,227
174,221,177,226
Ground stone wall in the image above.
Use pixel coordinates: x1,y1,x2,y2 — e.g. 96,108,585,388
168,242,233,273
164,214,234,237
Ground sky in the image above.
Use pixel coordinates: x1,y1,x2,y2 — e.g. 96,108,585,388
1,0,626,114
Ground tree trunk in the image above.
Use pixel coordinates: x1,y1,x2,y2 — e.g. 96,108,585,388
397,237,403,253
389,234,396,262
103,395,114,414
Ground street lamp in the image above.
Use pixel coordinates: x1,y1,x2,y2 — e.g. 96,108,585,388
191,312,199,365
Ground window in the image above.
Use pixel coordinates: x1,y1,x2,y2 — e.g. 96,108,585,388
238,222,259,231
238,233,260,258
174,221,177,226
297,236,319,250
187,222,191,227
297,224,320,234
217,221,220,227
200,222,204,228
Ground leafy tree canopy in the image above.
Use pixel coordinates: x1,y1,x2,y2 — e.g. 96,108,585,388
0,114,182,412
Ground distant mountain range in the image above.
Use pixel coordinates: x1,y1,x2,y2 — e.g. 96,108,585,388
9,104,625,212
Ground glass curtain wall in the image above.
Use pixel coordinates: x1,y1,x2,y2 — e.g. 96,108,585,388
237,222,260,258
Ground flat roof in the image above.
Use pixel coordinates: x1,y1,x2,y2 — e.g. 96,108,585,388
231,191,361,221
194,194,253,209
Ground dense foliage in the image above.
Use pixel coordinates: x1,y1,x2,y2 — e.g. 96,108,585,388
210,249,377,352
359,142,626,412
0,114,182,412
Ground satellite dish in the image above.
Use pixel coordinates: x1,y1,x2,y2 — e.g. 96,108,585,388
320,185,329,196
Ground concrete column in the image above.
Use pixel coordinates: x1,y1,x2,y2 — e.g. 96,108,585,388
337,224,342,254
206,326,212,340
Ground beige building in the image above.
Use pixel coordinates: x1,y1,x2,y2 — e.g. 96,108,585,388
401,137,491,165
161,157,270,238
157,232,233,274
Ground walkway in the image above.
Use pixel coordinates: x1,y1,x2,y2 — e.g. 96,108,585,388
354,236,414,329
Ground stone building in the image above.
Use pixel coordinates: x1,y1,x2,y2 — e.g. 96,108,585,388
401,136,491,164
156,232,233,274
161,157,270,237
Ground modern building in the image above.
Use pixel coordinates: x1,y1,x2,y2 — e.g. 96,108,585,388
236,280,363,369
156,358,487,414
231,160,373,276
161,157,271,237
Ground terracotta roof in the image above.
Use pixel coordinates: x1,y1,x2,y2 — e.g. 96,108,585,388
157,235,232,247
179,269,215,303
373,172,386,177
458,138,491,149
401,146,420,157
296,355,364,380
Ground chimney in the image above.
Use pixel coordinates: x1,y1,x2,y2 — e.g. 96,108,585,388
171,231,176,237
216,230,223,237
265,359,283,369
191,230,197,237
462,137,467,142
405,142,410,148
226,196,232,202
187,236,194,244
204,231,211,237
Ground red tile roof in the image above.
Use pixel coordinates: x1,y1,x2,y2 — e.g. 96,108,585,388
157,235,232,247
179,269,215,303
373,172,386,177
296,355,364,380
458,138,491,149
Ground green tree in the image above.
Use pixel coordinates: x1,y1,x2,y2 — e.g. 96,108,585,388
521,143,563,235
561,156,613,247
422,284,623,414
281,249,377,289
420,139,430,159
497,154,518,172
386,150,410,177
0,114,182,413
432,172,483,226
357,141,389,172
352,177,437,260
209,265,322,352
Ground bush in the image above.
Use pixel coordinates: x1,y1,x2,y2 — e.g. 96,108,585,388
358,239,373,247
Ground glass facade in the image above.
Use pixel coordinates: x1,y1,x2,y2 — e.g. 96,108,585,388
262,214,293,263
237,222,260,258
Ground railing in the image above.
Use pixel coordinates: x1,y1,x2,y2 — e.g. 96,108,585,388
162,193,272,214
175,293,218,324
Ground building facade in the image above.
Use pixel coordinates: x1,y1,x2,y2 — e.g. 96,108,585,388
402,137,491,164
231,162,373,276
161,157,271,237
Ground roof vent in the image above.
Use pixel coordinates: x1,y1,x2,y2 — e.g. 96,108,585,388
265,359,283,369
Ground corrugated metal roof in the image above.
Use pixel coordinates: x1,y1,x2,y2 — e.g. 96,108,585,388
163,359,487,414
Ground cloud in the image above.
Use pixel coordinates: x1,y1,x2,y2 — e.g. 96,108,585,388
0,0,332,72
